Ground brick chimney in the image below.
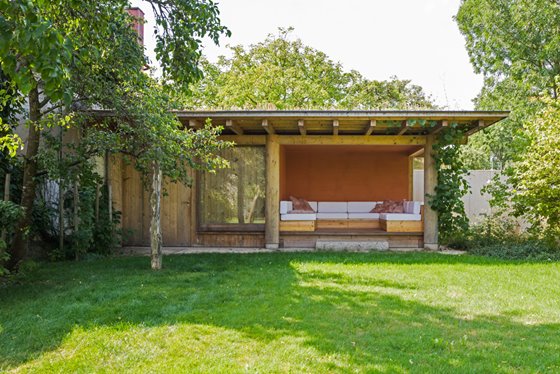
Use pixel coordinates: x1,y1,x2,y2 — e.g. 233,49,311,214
127,7,145,46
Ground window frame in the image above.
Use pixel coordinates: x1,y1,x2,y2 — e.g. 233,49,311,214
196,145,266,233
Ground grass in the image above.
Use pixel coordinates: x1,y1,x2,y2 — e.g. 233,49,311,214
1,252,559,373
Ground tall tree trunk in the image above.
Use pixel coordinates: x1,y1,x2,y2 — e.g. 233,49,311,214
8,85,41,270
150,161,163,270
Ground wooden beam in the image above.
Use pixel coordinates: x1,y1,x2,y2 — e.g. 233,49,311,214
397,121,411,136
365,120,376,136
265,136,280,249
218,135,266,145
226,119,244,135
333,119,339,136
423,135,438,250
298,119,306,136
261,119,275,135
430,120,448,135
409,148,425,158
188,119,202,129
219,134,426,145
465,119,486,136
276,135,425,145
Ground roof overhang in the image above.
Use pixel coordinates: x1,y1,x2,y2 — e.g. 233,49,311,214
175,110,509,136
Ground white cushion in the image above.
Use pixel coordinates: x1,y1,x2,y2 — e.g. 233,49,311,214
379,213,422,221
348,213,380,219
280,201,292,215
317,202,348,213
316,212,348,219
347,202,376,213
281,213,317,221
411,201,421,214
280,200,317,214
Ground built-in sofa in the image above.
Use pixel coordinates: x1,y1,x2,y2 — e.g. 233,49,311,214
279,201,423,233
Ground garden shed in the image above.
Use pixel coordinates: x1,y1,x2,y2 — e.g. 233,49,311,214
109,110,508,250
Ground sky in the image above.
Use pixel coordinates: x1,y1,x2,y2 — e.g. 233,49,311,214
131,0,483,110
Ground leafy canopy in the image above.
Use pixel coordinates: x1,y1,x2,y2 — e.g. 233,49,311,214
185,28,435,110
456,0,560,169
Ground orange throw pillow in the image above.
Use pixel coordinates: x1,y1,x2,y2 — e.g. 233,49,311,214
371,201,404,213
387,200,404,213
371,202,387,213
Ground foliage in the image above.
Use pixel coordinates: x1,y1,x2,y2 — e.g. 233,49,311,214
0,200,23,274
499,93,560,240
1,253,560,371
0,0,230,268
427,126,470,242
0,0,228,100
0,69,23,157
456,0,560,169
469,242,560,261
108,77,232,187
446,212,560,260
184,28,435,110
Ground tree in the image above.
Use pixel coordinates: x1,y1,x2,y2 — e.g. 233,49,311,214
0,0,229,270
85,77,231,269
498,93,560,240
184,28,435,110
456,0,560,169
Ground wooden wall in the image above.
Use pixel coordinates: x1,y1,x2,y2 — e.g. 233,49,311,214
109,142,419,248
281,145,411,201
110,157,193,246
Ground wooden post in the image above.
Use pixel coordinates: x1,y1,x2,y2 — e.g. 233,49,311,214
95,181,100,223
73,181,80,232
408,156,414,200
189,169,198,246
58,180,64,254
423,135,438,250
265,135,280,249
105,151,112,223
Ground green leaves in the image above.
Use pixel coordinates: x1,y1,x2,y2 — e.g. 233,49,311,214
184,28,435,110
505,93,560,240
149,0,230,88
428,128,470,243
456,0,560,169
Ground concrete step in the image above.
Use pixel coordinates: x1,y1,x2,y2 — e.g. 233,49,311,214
315,240,389,252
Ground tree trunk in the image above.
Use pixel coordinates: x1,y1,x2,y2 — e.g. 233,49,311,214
150,161,163,270
246,185,261,223
8,85,41,270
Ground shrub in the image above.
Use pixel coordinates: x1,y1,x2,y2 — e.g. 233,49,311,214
445,212,560,260
0,200,24,275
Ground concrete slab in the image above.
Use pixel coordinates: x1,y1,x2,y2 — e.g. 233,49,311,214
315,240,389,251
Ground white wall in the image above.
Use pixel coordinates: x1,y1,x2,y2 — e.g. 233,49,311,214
413,170,503,223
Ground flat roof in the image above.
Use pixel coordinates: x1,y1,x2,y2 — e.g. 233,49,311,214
175,110,509,136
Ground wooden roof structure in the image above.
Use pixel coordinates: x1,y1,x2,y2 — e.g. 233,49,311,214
175,110,509,137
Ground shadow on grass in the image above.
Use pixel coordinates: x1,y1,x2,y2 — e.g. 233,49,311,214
0,252,559,371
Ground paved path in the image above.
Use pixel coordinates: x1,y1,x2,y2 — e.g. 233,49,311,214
120,246,467,256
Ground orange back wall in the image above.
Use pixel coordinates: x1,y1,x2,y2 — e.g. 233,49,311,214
281,146,411,201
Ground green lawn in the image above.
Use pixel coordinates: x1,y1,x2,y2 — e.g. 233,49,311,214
1,252,559,373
